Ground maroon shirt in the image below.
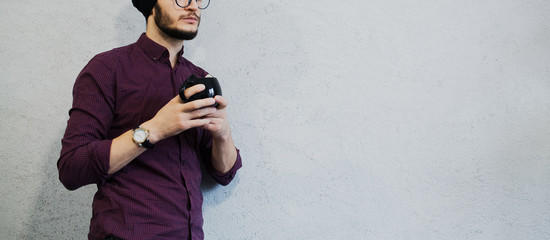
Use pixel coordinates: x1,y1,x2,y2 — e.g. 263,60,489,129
58,34,242,240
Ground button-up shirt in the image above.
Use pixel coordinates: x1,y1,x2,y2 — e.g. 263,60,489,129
58,34,242,240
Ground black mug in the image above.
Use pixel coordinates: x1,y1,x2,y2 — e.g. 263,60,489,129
179,75,222,107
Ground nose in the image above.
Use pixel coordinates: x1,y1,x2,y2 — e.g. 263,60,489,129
185,0,200,10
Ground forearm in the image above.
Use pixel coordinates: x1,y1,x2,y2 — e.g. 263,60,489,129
211,132,238,174
108,130,147,174
108,120,162,174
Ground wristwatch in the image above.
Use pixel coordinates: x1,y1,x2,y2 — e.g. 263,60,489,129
132,126,154,149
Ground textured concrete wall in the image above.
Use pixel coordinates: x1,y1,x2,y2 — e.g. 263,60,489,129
1,0,550,239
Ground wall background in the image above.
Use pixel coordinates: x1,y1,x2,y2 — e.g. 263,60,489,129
1,0,549,239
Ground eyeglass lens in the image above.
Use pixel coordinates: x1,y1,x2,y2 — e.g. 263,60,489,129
176,0,210,9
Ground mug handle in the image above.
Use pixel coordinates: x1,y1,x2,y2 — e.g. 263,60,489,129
179,75,199,102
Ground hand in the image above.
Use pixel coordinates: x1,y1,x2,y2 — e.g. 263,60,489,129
142,84,217,143
202,95,232,140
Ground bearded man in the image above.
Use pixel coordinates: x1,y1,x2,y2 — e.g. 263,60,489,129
57,0,242,239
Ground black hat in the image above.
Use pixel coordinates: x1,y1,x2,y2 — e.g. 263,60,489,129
132,0,158,18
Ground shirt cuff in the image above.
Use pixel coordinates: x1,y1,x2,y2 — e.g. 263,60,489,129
208,148,242,186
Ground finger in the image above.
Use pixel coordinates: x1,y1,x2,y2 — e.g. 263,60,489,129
214,95,228,109
184,84,206,100
188,106,217,119
185,118,212,129
202,119,225,133
182,98,216,112
202,121,219,132
173,94,185,104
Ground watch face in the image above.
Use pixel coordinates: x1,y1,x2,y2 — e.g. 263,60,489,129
133,128,147,143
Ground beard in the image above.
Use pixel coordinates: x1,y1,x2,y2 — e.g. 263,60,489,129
153,4,200,40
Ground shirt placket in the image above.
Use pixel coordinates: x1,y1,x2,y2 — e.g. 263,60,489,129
179,136,198,238
172,65,198,238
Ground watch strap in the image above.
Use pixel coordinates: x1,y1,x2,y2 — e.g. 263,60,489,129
140,139,154,149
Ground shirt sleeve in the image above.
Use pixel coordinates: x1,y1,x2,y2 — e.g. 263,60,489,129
199,130,243,186
57,55,116,190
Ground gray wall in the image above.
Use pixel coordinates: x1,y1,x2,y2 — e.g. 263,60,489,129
1,0,549,239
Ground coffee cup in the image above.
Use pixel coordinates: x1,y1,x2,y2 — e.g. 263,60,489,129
179,75,222,107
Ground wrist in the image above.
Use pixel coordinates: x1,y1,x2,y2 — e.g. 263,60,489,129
212,130,232,143
139,120,161,144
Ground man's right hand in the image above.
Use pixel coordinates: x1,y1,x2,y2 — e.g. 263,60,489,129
108,84,217,174
141,84,217,144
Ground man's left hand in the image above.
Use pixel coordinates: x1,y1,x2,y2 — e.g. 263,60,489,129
202,95,231,140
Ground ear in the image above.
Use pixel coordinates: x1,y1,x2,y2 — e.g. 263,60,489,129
150,3,158,18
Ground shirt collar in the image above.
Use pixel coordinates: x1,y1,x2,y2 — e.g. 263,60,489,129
136,33,185,62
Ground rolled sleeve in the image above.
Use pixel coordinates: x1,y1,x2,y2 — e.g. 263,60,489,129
206,148,242,186
57,56,116,190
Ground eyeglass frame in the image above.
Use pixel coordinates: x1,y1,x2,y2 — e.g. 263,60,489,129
175,0,211,10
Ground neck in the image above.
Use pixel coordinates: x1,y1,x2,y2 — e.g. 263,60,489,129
145,20,184,68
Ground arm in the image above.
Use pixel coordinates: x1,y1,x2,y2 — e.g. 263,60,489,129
204,95,238,174
58,57,116,190
211,130,238,174
109,89,241,180
198,75,239,174
58,57,217,190
107,88,216,174
199,95,242,186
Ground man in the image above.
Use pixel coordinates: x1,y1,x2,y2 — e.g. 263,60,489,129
57,0,242,239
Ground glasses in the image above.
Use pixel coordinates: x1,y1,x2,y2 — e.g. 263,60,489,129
176,0,210,10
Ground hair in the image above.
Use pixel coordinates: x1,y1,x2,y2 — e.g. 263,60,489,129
132,0,158,19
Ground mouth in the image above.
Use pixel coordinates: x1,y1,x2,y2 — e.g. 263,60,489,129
180,14,199,23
